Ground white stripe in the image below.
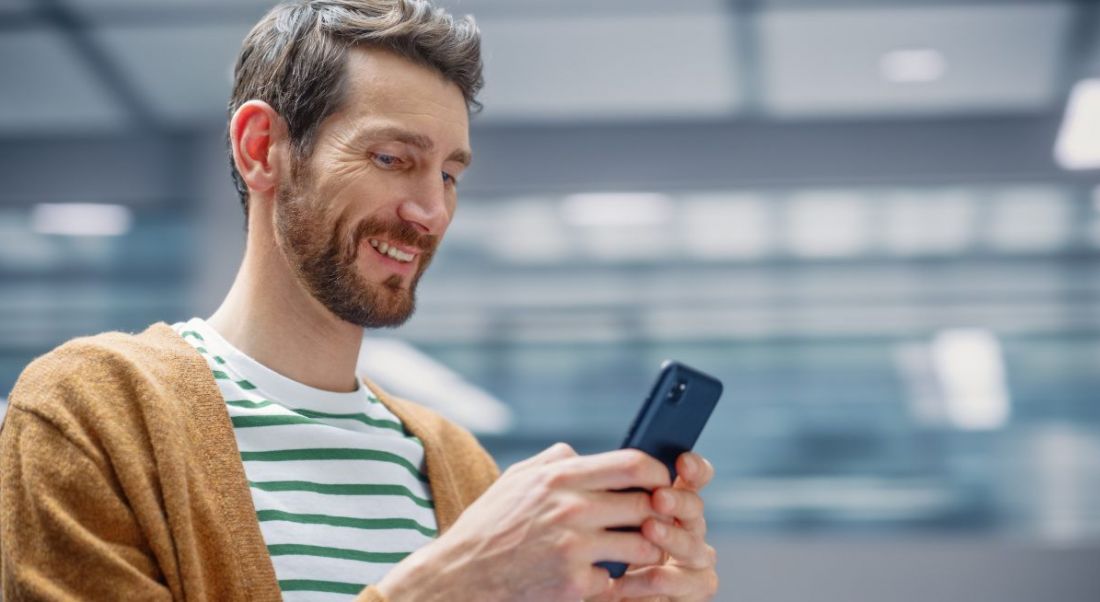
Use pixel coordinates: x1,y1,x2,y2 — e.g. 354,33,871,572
273,554,390,589
249,490,437,524
243,458,431,493
282,591,360,602
260,522,433,553
232,420,425,459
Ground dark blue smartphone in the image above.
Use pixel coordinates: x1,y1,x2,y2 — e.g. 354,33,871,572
595,360,723,578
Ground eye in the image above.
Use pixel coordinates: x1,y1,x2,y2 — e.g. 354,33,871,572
371,153,403,168
442,171,458,186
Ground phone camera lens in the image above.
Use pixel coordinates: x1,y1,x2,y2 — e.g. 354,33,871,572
667,380,687,405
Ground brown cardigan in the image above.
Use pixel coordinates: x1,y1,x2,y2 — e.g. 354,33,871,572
0,323,500,601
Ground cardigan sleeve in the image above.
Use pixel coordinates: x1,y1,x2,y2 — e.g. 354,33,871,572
0,405,173,601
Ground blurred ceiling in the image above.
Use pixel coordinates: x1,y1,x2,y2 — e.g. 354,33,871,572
0,0,1095,134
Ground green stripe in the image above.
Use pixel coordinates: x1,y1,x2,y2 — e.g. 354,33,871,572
232,415,315,429
180,330,204,342
248,480,433,508
268,543,409,564
292,409,405,433
226,399,275,409
192,345,227,365
279,579,366,594
240,448,427,482
257,509,437,537
212,370,256,390
228,404,419,444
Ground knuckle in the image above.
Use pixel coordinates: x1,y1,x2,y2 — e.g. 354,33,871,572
553,531,583,558
553,442,577,457
624,450,654,481
549,495,588,524
537,466,569,491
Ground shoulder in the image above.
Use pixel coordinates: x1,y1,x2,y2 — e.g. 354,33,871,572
5,323,199,438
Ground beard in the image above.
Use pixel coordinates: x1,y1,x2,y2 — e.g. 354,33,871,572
273,168,439,329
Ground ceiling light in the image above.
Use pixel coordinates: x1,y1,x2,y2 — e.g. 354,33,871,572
1055,79,1100,170
561,193,673,227
879,48,946,84
682,194,772,260
986,186,1070,252
882,189,974,256
30,203,132,237
785,190,869,258
931,329,1011,431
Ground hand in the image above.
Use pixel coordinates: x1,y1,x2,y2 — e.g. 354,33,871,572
588,452,718,602
376,443,674,602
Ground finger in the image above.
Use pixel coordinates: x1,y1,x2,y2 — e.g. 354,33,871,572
652,487,707,537
588,529,664,567
510,442,577,472
614,565,718,600
554,448,672,492
674,452,715,491
576,565,616,599
642,519,713,570
574,489,656,529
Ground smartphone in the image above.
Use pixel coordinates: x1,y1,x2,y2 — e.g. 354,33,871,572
595,360,723,578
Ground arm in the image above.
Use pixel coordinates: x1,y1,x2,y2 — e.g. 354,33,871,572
0,406,173,600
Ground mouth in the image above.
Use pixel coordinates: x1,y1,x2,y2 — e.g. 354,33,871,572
368,238,418,263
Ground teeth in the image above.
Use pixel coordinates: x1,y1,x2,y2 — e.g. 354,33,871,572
386,246,414,262
368,238,414,263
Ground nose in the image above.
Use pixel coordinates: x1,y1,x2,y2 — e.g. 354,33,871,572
397,174,451,236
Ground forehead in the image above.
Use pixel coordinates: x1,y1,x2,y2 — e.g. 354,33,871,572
332,47,470,145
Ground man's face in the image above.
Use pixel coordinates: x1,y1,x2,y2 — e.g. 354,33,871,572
273,48,471,328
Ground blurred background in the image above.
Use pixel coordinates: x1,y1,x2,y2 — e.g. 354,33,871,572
2,0,1100,599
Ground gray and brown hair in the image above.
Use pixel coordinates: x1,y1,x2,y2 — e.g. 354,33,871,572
228,0,483,218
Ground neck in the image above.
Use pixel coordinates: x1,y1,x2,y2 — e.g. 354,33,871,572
208,227,364,393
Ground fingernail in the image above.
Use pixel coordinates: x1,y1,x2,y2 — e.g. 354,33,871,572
653,522,667,538
659,489,676,511
683,454,697,474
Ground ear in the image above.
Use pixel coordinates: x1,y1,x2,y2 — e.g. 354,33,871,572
229,100,286,202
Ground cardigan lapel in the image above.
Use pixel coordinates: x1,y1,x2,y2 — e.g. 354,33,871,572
147,323,283,601
363,379,466,533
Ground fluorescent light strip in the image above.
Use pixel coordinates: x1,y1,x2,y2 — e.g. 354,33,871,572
561,193,673,227
31,203,132,237
879,48,946,84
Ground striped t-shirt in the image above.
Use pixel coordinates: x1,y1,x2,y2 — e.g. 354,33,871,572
172,318,438,600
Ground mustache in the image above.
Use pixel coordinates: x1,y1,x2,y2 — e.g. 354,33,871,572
346,217,439,259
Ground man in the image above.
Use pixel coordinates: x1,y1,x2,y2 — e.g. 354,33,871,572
0,1,718,600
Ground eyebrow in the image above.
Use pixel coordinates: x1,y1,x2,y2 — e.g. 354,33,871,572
355,125,472,167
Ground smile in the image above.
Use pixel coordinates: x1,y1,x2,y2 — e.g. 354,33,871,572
368,238,417,263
